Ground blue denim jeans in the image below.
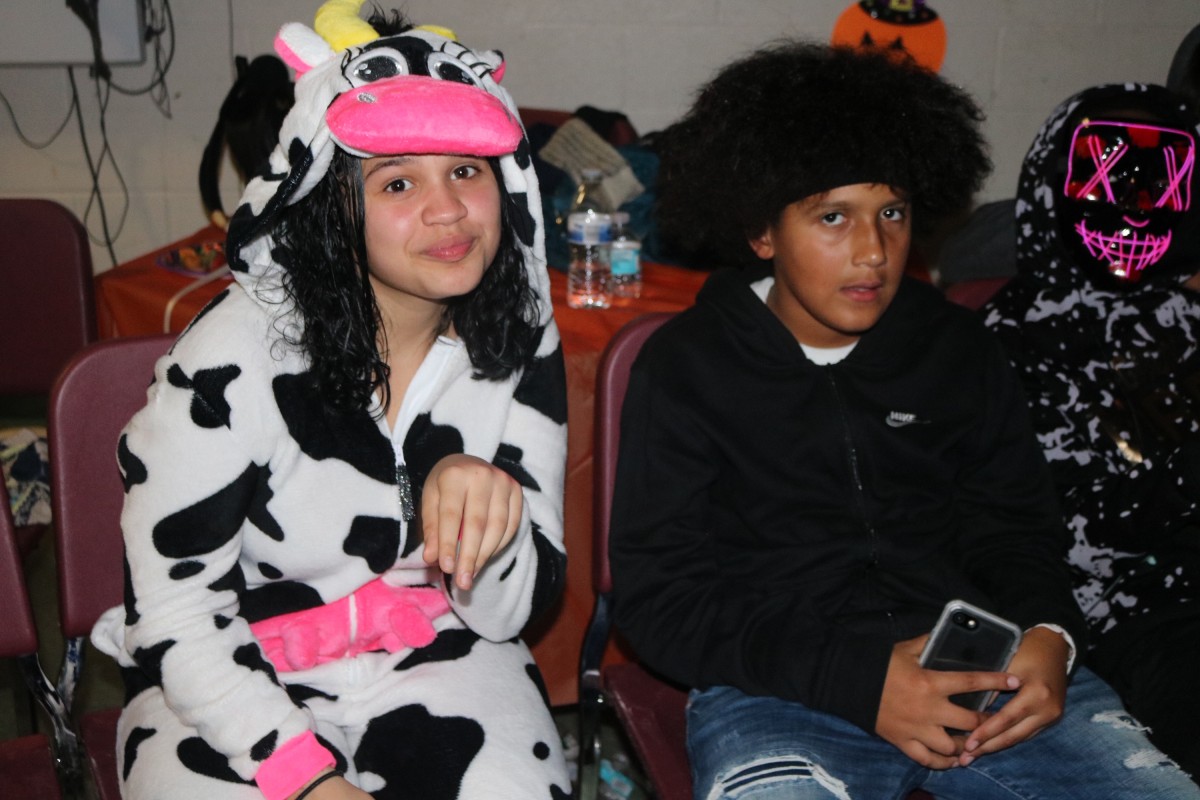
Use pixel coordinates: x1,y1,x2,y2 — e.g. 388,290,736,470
686,667,1198,800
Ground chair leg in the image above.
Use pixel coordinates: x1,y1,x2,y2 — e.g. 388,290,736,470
578,676,604,800
578,593,614,800
19,649,88,797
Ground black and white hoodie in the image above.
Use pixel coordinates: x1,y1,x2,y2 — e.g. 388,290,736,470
984,83,1200,646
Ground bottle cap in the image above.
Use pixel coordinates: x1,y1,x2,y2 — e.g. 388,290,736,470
567,211,613,244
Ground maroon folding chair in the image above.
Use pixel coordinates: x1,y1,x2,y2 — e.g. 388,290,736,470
0,478,73,799
578,312,691,800
49,334,176,800
944,276,1010,311
0,198,97,558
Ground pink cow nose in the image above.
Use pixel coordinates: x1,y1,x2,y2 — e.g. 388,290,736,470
326,74,522,157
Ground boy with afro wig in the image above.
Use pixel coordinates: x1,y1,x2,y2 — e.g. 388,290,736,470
609,41,1199,799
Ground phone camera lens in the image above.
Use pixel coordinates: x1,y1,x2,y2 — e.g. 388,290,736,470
952,612,967,626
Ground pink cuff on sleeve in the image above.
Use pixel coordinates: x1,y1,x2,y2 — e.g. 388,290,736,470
254,730,336,800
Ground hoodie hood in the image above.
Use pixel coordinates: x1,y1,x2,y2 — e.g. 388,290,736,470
225,1,546,328
1014,82,1198,291
988,83,1200,376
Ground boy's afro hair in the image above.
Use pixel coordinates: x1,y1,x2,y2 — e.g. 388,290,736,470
655,40,990,267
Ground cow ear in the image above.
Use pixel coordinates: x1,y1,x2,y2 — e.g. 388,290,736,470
481,49,506,83
275,23,335,77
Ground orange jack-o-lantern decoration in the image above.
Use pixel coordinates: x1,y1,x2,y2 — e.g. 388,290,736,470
832,0,947,73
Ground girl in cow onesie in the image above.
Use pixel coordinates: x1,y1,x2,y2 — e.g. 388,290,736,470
90,4,570,799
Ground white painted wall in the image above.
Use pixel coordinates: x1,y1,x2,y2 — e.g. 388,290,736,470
0,0,1195,271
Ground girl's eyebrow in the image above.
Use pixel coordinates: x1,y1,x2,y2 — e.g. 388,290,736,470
364,156,414,179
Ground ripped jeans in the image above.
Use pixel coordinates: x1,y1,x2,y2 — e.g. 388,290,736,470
686,668,1198,800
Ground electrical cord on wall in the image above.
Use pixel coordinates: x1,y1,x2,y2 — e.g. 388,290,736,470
68,65,126,268
0,84,77,150
109,0,175,114
1,0,175,268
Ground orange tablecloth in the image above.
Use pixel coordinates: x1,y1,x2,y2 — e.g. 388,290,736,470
95,228,707,705
94,226,232,338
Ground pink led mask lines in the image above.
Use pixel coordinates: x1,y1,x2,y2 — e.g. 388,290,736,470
1060,119,1195,282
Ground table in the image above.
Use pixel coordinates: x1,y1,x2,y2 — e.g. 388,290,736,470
94,225,232,338
95,227,708,705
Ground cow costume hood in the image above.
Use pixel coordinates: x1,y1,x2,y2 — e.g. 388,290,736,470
225,0,546,327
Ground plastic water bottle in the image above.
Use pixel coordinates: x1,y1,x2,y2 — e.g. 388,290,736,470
610,211,642,300
567,211,612,309
598,754,649,800
566,168,614,308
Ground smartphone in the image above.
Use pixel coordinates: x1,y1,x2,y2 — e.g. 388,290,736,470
919,599,1022,712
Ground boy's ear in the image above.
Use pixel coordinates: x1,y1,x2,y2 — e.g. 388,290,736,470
748,228,775,260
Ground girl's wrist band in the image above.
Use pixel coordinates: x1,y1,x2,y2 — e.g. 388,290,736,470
295,770,343,800
255,731,337,800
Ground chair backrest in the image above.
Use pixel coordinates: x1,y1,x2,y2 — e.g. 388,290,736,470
592,313,674,596
48,334,175,639
944,276,1010,311
0,199,97,395
518,107,573,130
0,489,39,659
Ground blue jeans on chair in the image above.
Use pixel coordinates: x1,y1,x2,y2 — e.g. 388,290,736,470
687,667,1199,800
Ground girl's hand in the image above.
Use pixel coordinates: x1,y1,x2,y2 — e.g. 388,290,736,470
421,453,523,590
287,772,372,800
957,626,1068,765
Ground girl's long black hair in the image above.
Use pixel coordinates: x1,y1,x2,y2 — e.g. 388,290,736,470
274,148,540,414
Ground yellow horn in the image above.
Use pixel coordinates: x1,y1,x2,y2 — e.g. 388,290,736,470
314,0,379,52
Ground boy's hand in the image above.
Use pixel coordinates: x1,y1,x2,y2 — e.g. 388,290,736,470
876,635,1020,770
421,454,523,590
957,626,1068,765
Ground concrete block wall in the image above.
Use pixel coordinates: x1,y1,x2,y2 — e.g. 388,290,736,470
0,0,1195,271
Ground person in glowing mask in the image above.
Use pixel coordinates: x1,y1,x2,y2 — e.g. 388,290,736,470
984,83,1200,779
1057,112,1194,283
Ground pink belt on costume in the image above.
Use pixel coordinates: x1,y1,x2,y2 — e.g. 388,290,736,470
249,577,452,673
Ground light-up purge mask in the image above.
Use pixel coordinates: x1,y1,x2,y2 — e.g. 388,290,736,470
1059,118,1195,283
